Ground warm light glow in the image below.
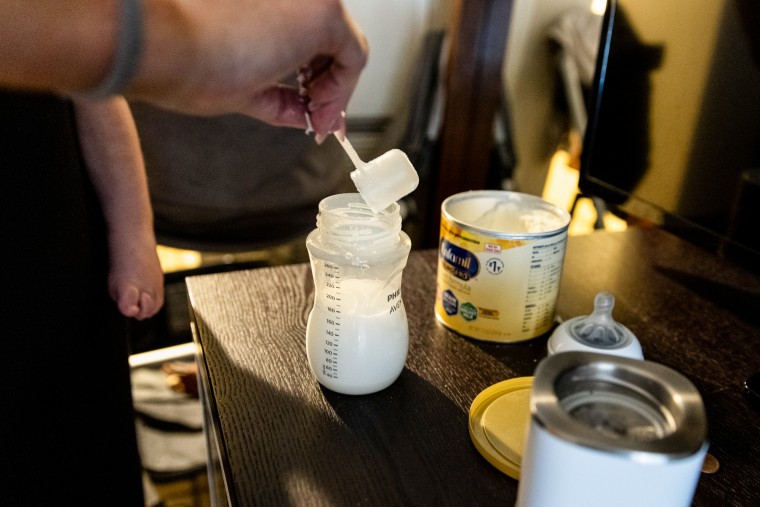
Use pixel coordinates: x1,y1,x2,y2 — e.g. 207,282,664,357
542,149,627,236
156,245,203,273
591,0,607,16
542,150,579,212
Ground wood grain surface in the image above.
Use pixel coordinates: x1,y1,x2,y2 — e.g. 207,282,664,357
188,227,760,506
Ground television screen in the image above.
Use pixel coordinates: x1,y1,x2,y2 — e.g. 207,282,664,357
580,0,760,270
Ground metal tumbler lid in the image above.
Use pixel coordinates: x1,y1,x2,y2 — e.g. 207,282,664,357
531,352,707,462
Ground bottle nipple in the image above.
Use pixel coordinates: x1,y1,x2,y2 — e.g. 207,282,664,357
335,132,419,213
548,291,643,359
568,291,629,348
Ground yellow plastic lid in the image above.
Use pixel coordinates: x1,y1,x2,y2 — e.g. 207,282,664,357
468,377,533,480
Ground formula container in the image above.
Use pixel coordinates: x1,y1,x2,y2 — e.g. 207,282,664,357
517,352,708,507
435,191,571,342
305,193,411,395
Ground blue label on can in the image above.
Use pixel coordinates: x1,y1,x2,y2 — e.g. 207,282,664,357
440,240,480,281
442,290,459,316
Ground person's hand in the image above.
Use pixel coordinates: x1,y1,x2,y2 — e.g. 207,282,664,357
128,0,368,141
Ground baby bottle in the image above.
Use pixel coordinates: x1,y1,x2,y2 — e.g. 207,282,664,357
305,193,412,395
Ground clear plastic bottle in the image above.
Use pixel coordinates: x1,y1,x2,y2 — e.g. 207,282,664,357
305,193,411,395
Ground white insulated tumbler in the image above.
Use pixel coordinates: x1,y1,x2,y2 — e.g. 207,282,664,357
517,352,707,507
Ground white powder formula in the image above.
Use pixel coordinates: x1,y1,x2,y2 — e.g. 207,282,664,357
449,195,567,234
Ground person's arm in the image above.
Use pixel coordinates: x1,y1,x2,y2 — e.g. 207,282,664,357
0,0,368,139
0,1,119,94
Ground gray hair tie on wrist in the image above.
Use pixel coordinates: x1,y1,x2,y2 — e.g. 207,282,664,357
83,0,143,98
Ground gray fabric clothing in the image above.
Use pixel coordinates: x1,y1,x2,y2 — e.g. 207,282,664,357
130,103,352,251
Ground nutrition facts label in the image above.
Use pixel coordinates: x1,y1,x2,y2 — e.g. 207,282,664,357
521,237,566,335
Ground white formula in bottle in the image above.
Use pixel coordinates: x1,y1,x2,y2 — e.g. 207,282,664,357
306,279,408,395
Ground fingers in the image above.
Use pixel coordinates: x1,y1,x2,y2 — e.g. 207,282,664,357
264,10,367,141
245,84,310,130
310,25,368,134
245,75,350,143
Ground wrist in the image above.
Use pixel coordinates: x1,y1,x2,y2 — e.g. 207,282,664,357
124,0,198,105
79,0,143,98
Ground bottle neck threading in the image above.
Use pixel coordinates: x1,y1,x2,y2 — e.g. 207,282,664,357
316,196,402,250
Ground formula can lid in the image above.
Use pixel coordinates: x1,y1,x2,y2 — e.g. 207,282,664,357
468,377,533,480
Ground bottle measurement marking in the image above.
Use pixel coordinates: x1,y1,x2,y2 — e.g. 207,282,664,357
322,263,342,379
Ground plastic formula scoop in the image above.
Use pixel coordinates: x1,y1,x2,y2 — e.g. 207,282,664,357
335,132,419,213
